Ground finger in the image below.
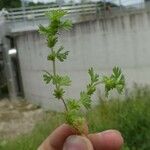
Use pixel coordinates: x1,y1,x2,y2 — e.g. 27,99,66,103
38,124,76,150
88,130,124,150
63,135,94,150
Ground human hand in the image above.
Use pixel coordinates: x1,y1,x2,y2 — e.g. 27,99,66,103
38,124,123,150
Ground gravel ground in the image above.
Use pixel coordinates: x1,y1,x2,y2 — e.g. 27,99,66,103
0,98,44,139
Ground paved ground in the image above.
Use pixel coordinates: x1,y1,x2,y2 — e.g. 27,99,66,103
0,98,44,139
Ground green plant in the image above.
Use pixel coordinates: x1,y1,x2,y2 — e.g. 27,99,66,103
39,9,125,134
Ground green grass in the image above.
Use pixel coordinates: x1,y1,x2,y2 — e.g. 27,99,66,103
1,85,150,150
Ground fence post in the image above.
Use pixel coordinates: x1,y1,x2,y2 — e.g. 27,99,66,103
119,0,122,11
21,0,26,21
103,0,106,18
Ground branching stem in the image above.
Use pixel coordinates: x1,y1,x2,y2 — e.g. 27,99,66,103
51,48,68,112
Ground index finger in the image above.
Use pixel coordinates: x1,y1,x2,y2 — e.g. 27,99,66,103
88,130,124,150
38,124,76,150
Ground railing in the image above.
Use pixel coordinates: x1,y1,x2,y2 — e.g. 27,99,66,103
6,3,97,21
5,1,150,22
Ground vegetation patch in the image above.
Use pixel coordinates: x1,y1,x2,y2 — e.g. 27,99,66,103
0,85,150,150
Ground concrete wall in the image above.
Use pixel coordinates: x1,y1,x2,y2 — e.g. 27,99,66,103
16,10,150,110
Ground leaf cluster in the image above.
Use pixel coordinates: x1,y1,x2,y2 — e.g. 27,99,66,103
40,10,72,100
43,72,71,99
65,68,100,130
102,67,125,96
39,10,72,44
47,46,69,62
39,10,71,64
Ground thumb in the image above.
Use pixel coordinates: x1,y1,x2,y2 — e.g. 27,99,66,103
63,135,94,150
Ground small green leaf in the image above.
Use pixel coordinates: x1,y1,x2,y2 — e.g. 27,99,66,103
102,67,125,96
52,75,71,86
88,67,99,83
86,84,96,95
112,66,122,78
53,87,65,99
46,10,67,21
38,24,49,36
56,46,69,62
43,73,52,84
72,116,85,133
47,36,58,48
59,76,71,86
80,91,91,109
47,51,56,61
116,84,124,93
67,99,80,110
61,20,72,30
65,110,77,125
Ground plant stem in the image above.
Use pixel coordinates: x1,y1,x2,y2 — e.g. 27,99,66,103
51,48,56,76
51,48,68,112
61,97,68,111
53,60,56,76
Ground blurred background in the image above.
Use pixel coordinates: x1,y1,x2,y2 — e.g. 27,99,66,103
0,0,150,150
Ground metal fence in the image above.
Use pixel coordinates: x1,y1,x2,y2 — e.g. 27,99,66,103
6,3,97,21
2,1,150,24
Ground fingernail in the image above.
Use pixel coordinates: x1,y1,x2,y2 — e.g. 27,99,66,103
97,130,124,148
63,135,89,150
100,130,122,136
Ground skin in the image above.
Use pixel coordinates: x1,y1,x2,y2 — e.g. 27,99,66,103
38,124,124,150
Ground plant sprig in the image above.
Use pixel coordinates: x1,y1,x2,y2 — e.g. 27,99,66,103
39,9,125,134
